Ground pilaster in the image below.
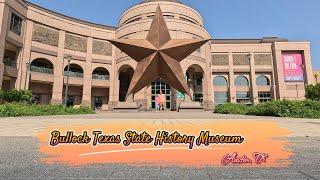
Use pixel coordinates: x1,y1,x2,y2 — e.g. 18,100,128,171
229,52,236,103
51,30,65,104
82,37,93,106
0,3,8,89
250,52,258,104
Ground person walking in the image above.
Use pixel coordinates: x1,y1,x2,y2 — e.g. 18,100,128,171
159,91,166,111
155,95,160,112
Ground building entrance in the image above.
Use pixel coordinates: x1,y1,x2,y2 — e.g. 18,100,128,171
151,79,171,110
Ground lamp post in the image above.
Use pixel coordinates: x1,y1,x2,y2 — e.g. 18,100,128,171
64,55,72,105
24,62,30,90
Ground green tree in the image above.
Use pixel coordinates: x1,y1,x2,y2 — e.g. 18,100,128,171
305,84,320,101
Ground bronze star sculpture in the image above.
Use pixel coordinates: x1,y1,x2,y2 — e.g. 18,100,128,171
108,6,209,98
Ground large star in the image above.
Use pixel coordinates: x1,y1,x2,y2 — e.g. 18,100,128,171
108,6,209,98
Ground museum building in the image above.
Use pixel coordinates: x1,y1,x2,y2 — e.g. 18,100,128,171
0,0,315,111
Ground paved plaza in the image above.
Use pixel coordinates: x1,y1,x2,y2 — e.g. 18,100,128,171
0,112,319,179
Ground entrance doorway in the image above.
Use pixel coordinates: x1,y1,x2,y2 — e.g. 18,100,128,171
186,64,204,103
118,65,134,102
93,96,103,109
151,79,171,110
66,96,74,107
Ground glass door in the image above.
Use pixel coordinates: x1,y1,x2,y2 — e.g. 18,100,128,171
151,79,171,110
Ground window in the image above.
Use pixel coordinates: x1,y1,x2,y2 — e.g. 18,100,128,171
125,17,141,24
163,15,174,19
213,76,228,86
180,17,196,24
256,75,270,86
214,92,229,105
93,97,103,109
193,94,203,103
235,76,249,86
195,75,202,85
10,13,23,35
258,92,272,103
236,92,251,104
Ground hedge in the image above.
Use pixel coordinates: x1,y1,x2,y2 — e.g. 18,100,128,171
215,100,320,119
0,103,95,117
0,89,32,103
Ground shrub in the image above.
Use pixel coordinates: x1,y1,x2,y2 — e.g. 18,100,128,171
0,103,95,117
0,89,32,103
0,89,4,103
215,100,320,119
306,84,320,101
214,103,253,115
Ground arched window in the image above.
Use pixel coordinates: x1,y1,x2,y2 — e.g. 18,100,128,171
92,67,110,80
256,75,270,86
30,58,54,74
213,76,228,86
64,64,83,78
235,76,249,86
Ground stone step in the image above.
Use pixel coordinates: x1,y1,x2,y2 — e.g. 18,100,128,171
113,102,138,112
178,101,204,112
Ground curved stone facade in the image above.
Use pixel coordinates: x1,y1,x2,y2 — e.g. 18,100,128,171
0,0,315,110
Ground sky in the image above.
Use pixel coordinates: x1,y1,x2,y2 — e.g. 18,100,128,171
28,0,320,70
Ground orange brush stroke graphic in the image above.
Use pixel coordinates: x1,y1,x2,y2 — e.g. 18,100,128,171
36,120,292,167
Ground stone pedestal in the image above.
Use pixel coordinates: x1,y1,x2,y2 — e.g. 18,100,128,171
51,76,63,105
178,101,204,112
108,101,118,111
203,100,214,111
113,101,138,112
135,99,149,111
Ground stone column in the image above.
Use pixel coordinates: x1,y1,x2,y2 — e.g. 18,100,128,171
229,53,236,103
203,43,214,110
16,20,33,90
250,53,258,104
82,37,92,106
189,73,195,101
51,30,65,104
272,43,286,100
0,3,9,89
303,48,314,85
108,47,118,109
14,47,23,89
270,51,277,100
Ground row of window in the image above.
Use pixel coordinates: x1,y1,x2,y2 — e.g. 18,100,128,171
214,91,272,105
213,75,271,87
123,13,199,26
10,13,23,35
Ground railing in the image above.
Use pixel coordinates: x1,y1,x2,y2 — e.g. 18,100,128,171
3,58,17,68
92,74,109,80
64,71,83,78
30,66,54,74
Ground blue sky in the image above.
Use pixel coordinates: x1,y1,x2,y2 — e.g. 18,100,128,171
29,0,320,70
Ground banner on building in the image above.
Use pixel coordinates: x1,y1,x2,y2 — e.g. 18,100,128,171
282,53,304,82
